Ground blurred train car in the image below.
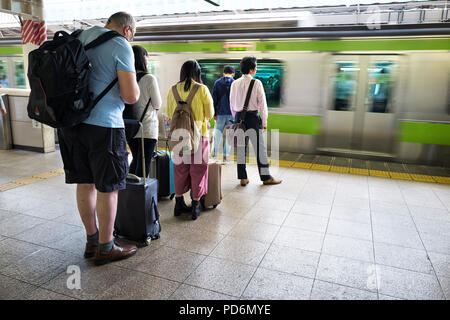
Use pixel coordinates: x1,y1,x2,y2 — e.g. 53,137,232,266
1,23,449,166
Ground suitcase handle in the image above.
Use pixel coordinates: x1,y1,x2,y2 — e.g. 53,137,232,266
126,173,141,183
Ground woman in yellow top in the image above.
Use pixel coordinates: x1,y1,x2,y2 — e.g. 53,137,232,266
166,59,214,220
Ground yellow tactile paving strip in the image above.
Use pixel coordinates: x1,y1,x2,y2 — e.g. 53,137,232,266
0,169,65,192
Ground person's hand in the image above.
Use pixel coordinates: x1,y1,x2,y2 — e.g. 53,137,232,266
0,107,6,116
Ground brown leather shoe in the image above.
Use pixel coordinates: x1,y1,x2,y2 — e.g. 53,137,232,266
240,179,249,186
84,243,98,259
94,243,137,266
263,178,282,185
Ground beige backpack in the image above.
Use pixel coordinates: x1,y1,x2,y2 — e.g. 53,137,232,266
168,83,201,156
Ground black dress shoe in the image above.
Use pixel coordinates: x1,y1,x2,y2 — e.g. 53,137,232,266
174,196,192,216
192,200,201,220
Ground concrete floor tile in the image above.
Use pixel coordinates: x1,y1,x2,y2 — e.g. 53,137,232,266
372,224,424,250
184,256,256,297
11,221,82,248
97,270,179,300
260,244,320,279
162,228,225,256
134,246,206,282
291,201,332,217
210,236,270,266
374,242,434,274
1,247,82,286
408,205,450,222
0,238,44,269
316,254,377,292
252,196,295,212
243,207,289,226
371,210,416,230
310,280,378,300
327,218,372,241
229,220,280,243
0,274,39,299
413,216,450,235
228,220,280,243
333,195,370,211
421,232,450,255
242,268,313,300
0,208,17,221
439,276,450,300
169,283,238,300
330,206,371,225
0,214,47,237
274,226,324,253
283,213,328,233
369,200,410,216
427,252,450,278
322,234,374,263
377,264,444,300
21,287,76,300
43,260,129,300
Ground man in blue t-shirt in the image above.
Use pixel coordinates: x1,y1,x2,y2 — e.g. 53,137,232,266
57,12,140,266
211,65,235,162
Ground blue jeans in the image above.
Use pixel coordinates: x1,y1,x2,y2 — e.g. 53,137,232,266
212,114,234,158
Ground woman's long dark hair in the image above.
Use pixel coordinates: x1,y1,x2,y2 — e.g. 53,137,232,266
132,45,148,73
180,59,202,91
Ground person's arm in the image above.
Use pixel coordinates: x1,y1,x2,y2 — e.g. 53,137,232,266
0,106,6,116
202,86,214,120
257,80,268,129
148,75,162,111
229,81,236,119
114,41,140,104
117,70,140,104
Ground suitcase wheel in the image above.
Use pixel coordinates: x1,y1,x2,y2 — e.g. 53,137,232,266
213,204,218,209
144,237,152,246
151,233,160,240
170,194,175,200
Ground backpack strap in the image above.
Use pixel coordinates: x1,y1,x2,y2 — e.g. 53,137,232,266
171,85,182,104
84,30,124,50
186,83,200,106
240,79,256,121
92,78,118,107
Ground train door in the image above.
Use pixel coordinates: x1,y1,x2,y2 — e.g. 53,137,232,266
320,54,399,157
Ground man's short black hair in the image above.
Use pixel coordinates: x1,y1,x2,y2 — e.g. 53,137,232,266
223,65,235,74
240,56,257,75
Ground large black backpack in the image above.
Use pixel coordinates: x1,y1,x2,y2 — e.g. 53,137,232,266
27,29,123,128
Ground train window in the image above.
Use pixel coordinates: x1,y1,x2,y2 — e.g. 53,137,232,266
0,60,8,88
366,62,394,113
333,61,358,111
198,59,284,108
14,61,26,89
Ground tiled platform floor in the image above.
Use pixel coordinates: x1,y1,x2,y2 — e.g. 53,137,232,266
0,149,449,300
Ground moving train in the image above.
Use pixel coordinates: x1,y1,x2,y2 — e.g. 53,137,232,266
1,23,449,166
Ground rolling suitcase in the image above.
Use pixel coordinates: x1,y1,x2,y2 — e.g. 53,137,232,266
201,161,222,209
114,120,161,246
150,145,175,200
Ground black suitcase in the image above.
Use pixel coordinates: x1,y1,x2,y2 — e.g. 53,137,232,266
150,146,175,200
114,120,161,246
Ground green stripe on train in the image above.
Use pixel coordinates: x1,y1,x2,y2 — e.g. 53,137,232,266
140,38,449,52
399,121,450,146
268,114,320,135
256,39,450,52
0,47,22,54
210,114,320,135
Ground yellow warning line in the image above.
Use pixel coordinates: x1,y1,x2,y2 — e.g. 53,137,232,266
410,174,435,183
331,166,349,173
350,168,369,176
292,162,313,169
389,172,412,180
0,169,65,192
369,170,390,178
433,176,450,184
311,164,331,171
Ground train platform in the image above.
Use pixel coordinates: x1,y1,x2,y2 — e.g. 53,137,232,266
0,148,449,300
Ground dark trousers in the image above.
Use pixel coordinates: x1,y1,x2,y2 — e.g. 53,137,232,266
128,138,157,178
235,111,272,181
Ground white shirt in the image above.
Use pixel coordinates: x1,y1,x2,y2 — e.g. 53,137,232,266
229,74,268,127
133,74,162,140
